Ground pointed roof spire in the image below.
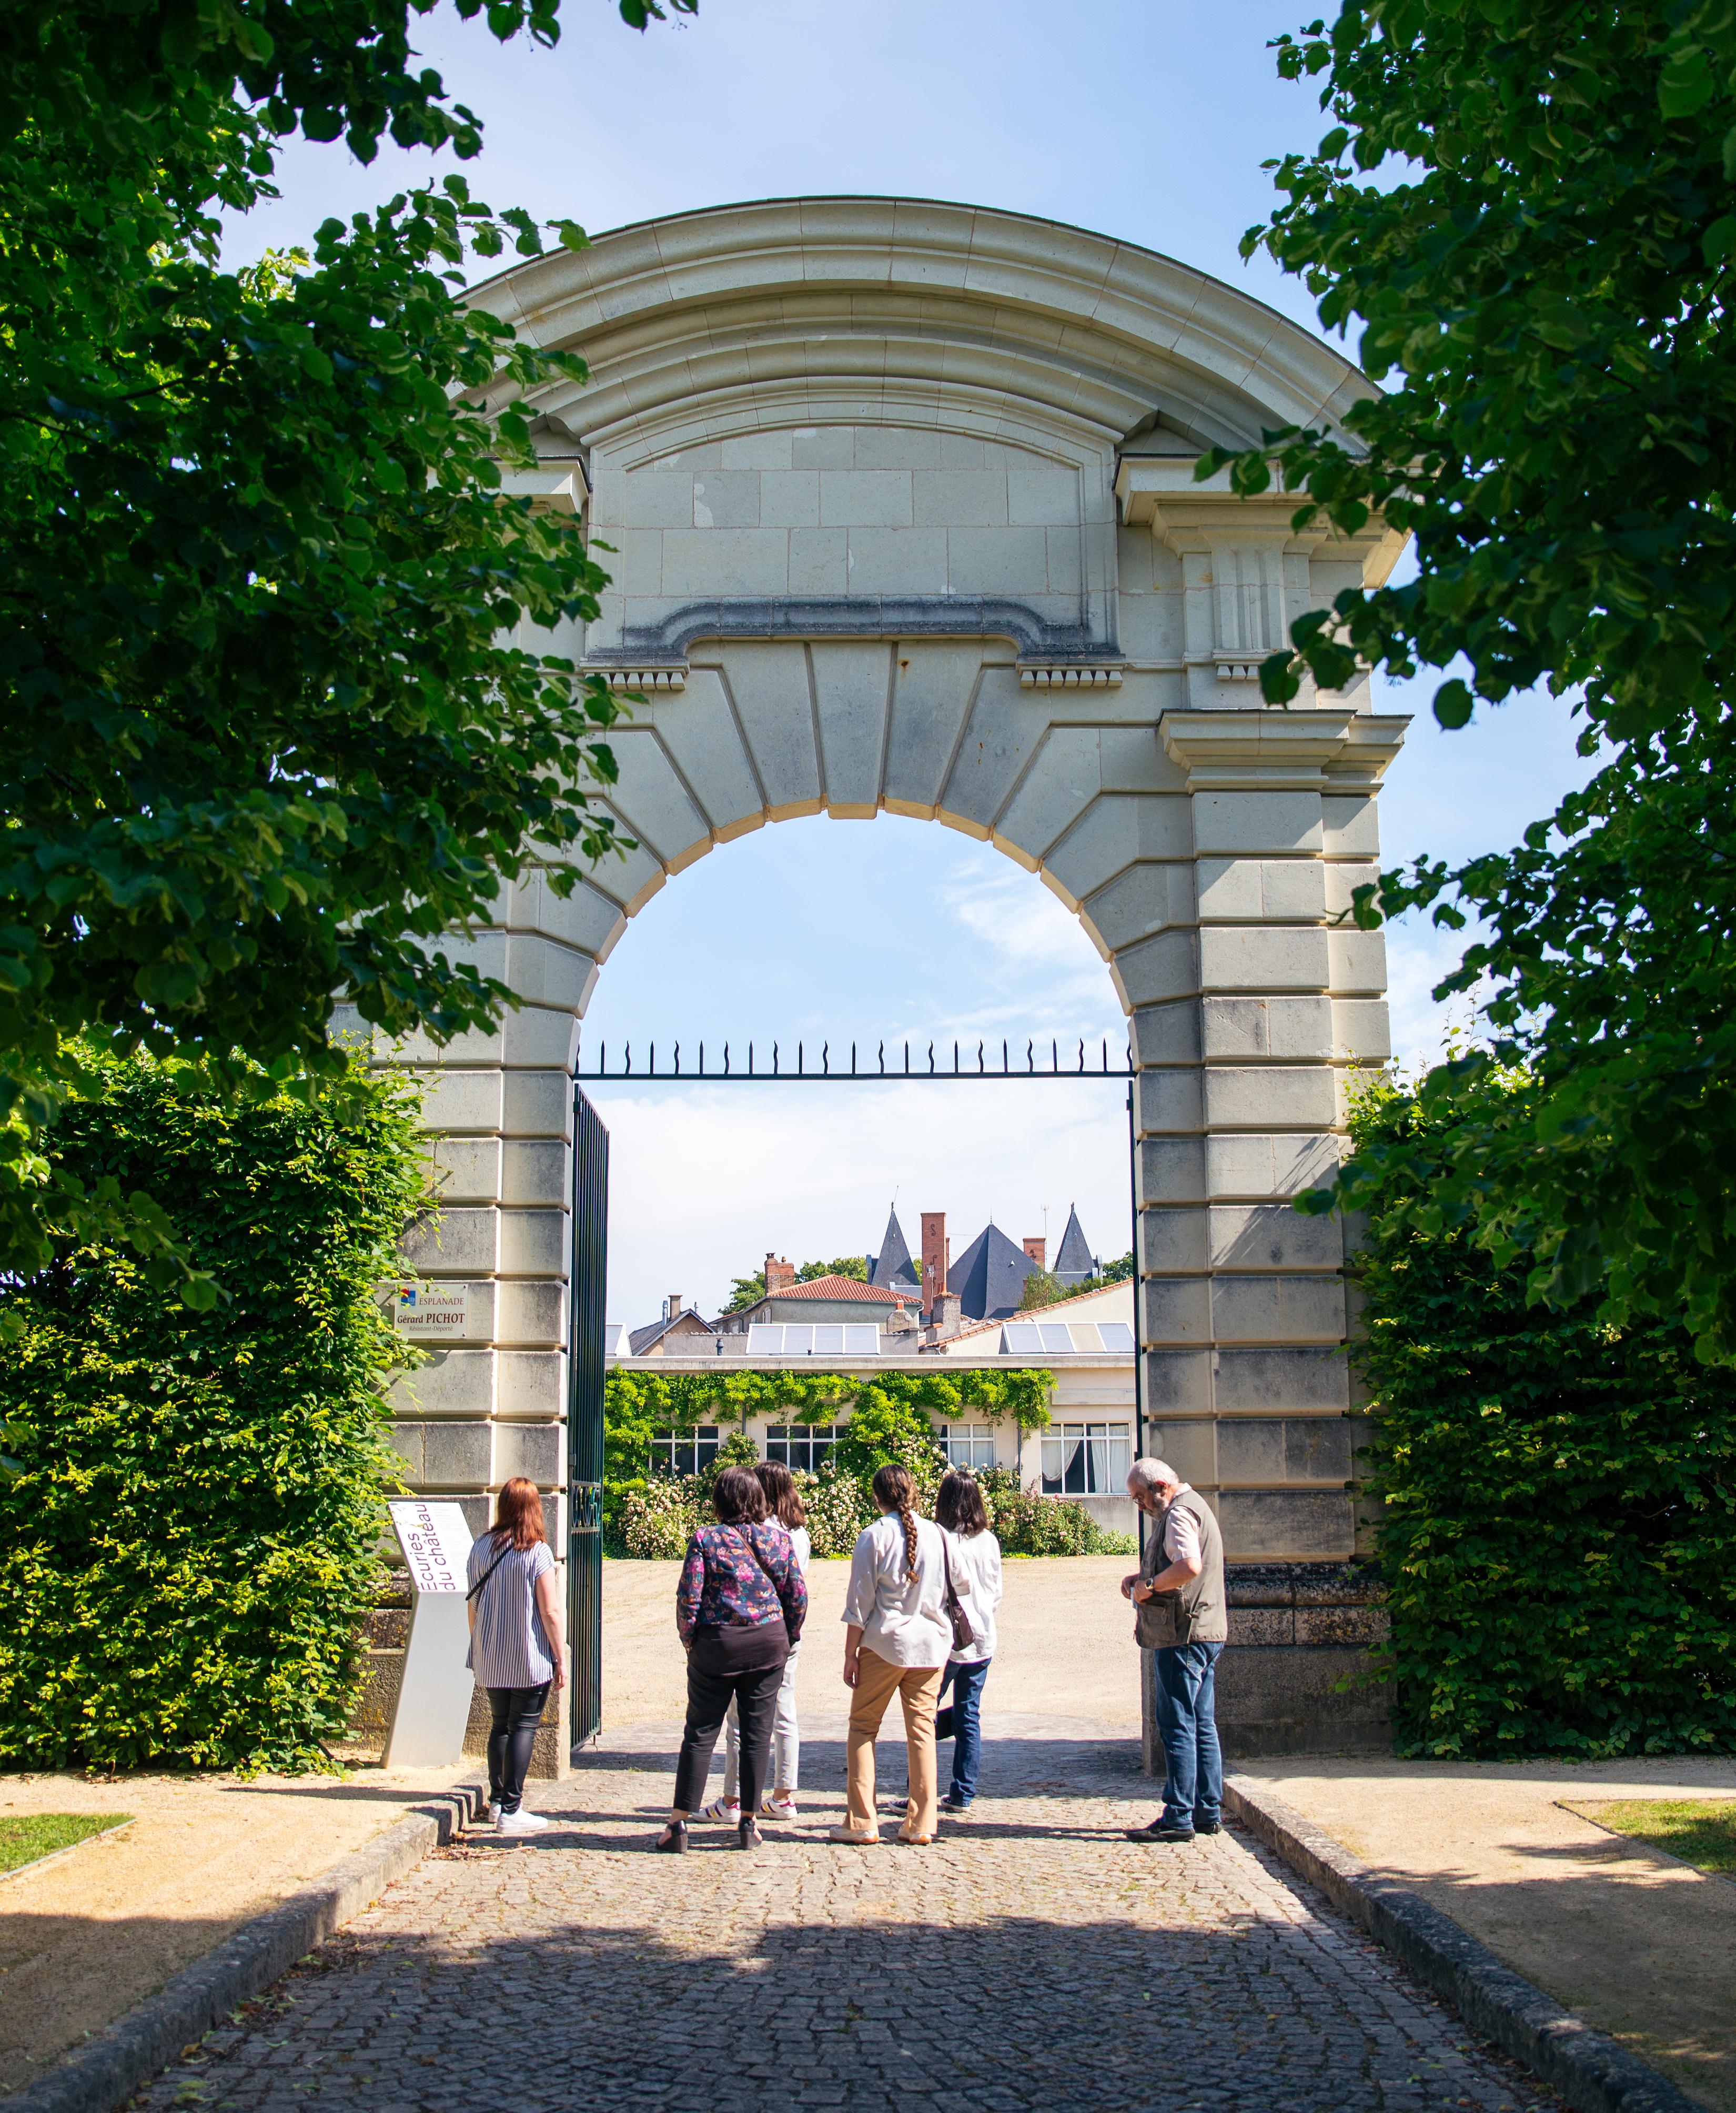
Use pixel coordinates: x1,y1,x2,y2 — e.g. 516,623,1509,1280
869,1204,920,1289
949,1220,1037,1321
1053,1203,1098,1285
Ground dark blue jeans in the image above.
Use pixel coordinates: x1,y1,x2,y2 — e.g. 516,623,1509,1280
1153,1641,1224,1830
934,1657,991,1803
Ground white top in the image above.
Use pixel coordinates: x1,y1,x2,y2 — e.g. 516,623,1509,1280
941,1527,1003,1665
841,1512,952,1668
465,1535,555,1688
786,1523,812,1573
1163,1487,1203,1566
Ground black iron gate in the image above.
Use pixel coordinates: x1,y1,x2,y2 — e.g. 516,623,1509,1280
563,1034,1142,1754
567,1085,608,1748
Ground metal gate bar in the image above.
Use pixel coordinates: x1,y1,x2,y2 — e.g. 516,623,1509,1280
567,1086,608,1748
576,1035,1132,1082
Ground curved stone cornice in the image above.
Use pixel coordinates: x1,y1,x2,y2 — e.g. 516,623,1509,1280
471,196,1371,457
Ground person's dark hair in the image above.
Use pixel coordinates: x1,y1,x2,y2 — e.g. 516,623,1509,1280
754,1458,806,1529
713,1464,769,1525
490,1476,548,1553
936,1468,988,1537
871,1462,920,1577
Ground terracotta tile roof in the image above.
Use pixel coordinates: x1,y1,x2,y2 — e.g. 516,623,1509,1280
769,1275,910,1304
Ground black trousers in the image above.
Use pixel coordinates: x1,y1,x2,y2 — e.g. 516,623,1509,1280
673,1622,790,1817
487,1684,550,1814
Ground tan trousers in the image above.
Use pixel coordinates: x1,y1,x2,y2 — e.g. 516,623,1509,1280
846,1648,946,1839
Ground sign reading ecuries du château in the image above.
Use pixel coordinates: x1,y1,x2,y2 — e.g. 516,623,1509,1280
387,1500,474,1597
392,1282,469,1337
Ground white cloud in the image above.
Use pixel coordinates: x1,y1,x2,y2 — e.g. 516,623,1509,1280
588,1076,1133,1330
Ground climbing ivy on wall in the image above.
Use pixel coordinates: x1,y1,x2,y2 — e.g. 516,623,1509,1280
603,1364,1054,1530
0,1051,423,1773
1351,1076,1736,1759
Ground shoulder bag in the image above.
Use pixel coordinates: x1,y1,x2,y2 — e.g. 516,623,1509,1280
941,1533,980,1652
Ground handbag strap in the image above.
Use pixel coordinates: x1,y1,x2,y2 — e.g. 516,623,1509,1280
466,1542,513,1603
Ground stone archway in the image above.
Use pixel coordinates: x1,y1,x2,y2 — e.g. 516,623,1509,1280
353,198,1408,1755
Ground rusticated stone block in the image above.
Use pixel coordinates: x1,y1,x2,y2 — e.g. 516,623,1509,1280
1297,1603,1391,1647
1216,1644,1390,1758
1227,1607,1296,1647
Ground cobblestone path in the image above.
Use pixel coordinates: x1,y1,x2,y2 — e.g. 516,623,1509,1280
135,1740,1561,2113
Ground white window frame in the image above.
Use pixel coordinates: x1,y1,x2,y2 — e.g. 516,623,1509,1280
764,1423,843,1474
940,1422,997,1472
1041,1420,1132,1496
649,1425,721,1478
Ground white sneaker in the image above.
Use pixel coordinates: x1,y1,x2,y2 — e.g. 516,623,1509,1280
482,1802,501,1828
760,1795,799,1820
496,1808,550,1836
701,1797,742,1824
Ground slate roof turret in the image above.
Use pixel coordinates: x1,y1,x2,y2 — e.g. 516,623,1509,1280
1054,1204,1098,1286
948,1221,1037,1322
868,1207,920,1291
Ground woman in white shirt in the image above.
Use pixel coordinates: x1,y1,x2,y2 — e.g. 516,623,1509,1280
704,1459,812,1824
933,1470,1003,1812
833,1462,953,1846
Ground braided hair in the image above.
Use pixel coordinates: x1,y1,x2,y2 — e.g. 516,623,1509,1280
872,1463,920,1580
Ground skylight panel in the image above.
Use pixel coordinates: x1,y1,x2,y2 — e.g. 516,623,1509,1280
812,1324,845,1356
782,1325,815,1355
748,1324,785,1354
843,1323,879,1354
1068,1322,1105,1352
1002,1323,1045,1353
1097,1322,1136,1352
1038,1324,1075,1354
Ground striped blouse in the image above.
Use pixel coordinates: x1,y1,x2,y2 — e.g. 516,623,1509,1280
465,1534,556,1689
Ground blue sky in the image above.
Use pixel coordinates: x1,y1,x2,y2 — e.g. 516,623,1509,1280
235,1,1598,1324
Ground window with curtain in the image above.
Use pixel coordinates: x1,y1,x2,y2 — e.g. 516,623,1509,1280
1041,1421,1132,1495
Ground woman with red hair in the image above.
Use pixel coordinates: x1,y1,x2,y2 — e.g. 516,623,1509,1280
466,1477,567,1835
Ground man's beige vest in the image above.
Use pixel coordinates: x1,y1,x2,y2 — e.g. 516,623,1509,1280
1135,1487,1228,1648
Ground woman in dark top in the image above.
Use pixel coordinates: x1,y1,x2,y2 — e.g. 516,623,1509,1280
656,1463,808,1854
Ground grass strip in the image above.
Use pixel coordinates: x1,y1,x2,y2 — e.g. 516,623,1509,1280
0,1812,133,1875
1574,1797,1736,1876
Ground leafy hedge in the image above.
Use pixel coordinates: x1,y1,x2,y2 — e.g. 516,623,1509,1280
0,1053,422,1773
1351,1075,1736,1758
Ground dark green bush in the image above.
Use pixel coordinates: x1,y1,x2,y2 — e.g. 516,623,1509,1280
1353,1078,1736,1758
0,1053,422,1773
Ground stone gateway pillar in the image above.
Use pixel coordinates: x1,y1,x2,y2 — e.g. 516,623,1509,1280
355,199,1409,1763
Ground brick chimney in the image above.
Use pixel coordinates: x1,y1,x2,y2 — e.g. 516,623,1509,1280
920,1212,949,1321
764,1253,796,1297
1023,1237,1045,1272
664,1293,682,1322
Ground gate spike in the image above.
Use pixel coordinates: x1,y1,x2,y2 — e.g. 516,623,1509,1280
977,1040,984,1074
822,1041,829,1075
673,1041,680,1075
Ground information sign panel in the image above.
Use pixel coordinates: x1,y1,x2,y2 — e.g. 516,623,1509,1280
383,1500,477,1769
393,1283,470,1338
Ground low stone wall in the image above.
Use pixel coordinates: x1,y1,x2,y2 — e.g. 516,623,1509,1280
1143,1561,1390,1770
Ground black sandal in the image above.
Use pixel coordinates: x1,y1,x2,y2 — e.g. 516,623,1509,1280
652,1820,688,1853
734,1817,762,1851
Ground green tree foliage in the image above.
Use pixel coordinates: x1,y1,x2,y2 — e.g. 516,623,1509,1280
1018,1251,1136,1310
720,1255,869,1314
0,0,695,1289
0,1050,424,1772
1220,0,1736,1359
1350,1078,1736,1758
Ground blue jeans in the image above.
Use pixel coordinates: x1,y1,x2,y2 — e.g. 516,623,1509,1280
1153,1641,1224,1830
934,1657,991,1803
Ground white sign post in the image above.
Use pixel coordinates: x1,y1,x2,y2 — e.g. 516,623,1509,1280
383,1499,477,1769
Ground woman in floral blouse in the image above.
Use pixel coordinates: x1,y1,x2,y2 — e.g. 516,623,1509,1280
655,1464,808,1854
